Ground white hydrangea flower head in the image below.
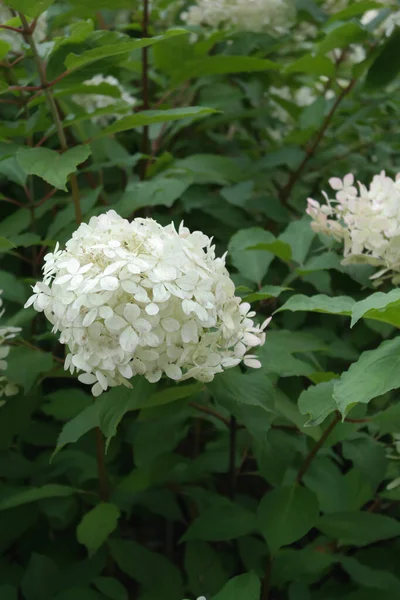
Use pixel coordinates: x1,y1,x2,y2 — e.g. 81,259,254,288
0,6,47,53
307,171,400,283
181,0,296,35
25,211,270,397
0,292,21,400
72,75,136,126
362,3,400,37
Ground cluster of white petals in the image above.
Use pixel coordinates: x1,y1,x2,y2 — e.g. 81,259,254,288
181,0,295,35
72,75,136,126
0,7,47,53
362,7,400,37
25,211,270,397
0,293,21,401
307,172,400,283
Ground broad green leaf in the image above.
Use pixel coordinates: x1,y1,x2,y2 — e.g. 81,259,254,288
258,485,319,554
0,394,39,450
298,380,338,426
97,107,216,139
65,29,187,70
333,337,400,416
6,0,54,17
145,382,203,408
0,237,15,250
247,239,292,262
5,347,53,392
17,146,91,191
280,218,315,265
0,586,17,600
318,23,369,54
351,289,400,328
0,269,26,304
171,55,279,85
94,577,128,600
328,1,381,22
276,294,354,316
110,539,183,600
221,180,254,207
53,589,104,600
115,177,190,216
340,556,400,595
0,156,28,186
55,402,101,455
229,228,277,284
285,55,335,77
21,553,59,600
0,484,75,511
243,285,291,303
77,503,120,555
173,154,241,184
43,389,92,421
366,30,400,88
297,252,343,274
185,542,229,597
212,573,261,600
182,502,257,542
318,511,400,546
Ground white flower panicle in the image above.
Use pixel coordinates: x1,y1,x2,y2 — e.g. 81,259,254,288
25,211,270,397
307,171,400,282
72,75,136,125
181,0,295,35
0,6,47,53
0,292,21,400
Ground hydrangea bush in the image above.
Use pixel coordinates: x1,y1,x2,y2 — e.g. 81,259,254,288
2,0,400,599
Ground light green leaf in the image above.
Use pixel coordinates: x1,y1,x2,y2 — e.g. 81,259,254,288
5,347,53,392
243,285,290,303
115,177,190,216
0,484,75,511
333,337,400,417
298,380,338,426
54,402,101,456
276,294,354,316
6,0,54,17
0,269,26,304
328,1,381,22
17,146,91,191
318,23,369,55
280,218,315,265
94,577,128,600
171,55,279,85
351,289,400,328
258,485,319,554
229,228,277,284
318,511,400,546
285,55,335,77
145,383,203,409
173,154,241,184
182,502,257,542
65,29,187,70
0,237,16,250
77,503,120,555
247,239,292,262
212,573,261,600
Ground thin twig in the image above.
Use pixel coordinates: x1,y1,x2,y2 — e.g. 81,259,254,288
296,413,341,484
189,402,231,427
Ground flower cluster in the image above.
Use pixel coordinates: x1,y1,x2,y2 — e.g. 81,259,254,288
307,172,400,282
72,75,136,126
25,211,270,397
0,6,47,53
0,293,21,401
181,0,295,35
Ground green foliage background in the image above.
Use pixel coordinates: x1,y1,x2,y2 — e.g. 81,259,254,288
1,0,400,599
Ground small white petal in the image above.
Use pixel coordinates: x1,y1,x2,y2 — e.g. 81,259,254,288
145,303,159,315
105,315,127,331
161,318,180,332
83,308,98,327
120,326,139,353
165,364,182,380
100,276,119,291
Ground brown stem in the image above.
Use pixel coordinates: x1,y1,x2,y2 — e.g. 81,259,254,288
280,80,356,205
95,427,110,502
19,14,81,223
189,402,231,427
228,416,237,500
139,0,150,180
261,557,273,600
296,413,341,484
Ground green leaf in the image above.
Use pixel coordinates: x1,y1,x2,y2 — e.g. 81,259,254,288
285,55,335,77
298,380,338,426
340,556,400,595
0,484,75,511
212,573,261,600
77,503,120,555
65,29,187,70
182,502,257,542
171,55,279,85
54,402,100,456
327,1,381,22
318,511,400,546
229,228,277,284
173,154,242,184
94,577,128,600
258,485,319,554
318,23,369,54
115,177,190,216
280,218,315,265
5,347,53,392
17,146,91,191
243,285,291,303
0,586,17,600
21,553,59,600
0,269,26,304
351,289,400,328
97,107,216,138
366,30,400,88
333,337,400,417
43,389,92,421
276,294,354,316
0,237,16,250
6,0,54,17
145,382,203,408
247,239,292,262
